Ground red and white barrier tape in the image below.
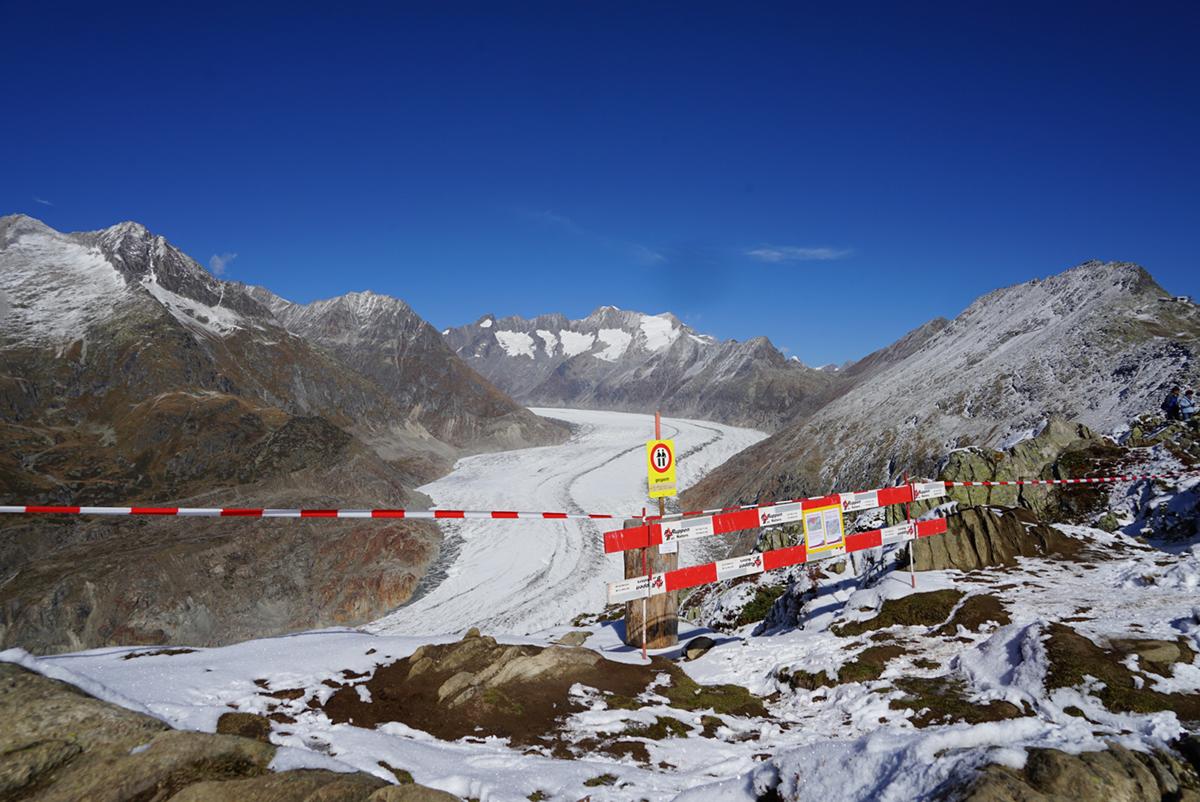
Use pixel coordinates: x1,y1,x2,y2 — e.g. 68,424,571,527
0,505,618,521
0,471,1193,523
648,469,1200,522
607,517,949,603
944,470,1198,487
604,481,948,554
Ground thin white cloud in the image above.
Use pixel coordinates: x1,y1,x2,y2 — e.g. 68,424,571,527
209,252,238,276
746,245,852,263
33,197,53,206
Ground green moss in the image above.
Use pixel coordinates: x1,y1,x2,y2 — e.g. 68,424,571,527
662,666,766,717
783,644,906,690
912,658,939,671
699,715,724,738
935,594,1011,635
528,792,548,801
734,584,787,627
889,676,1025,728
623,716,691,740
1044,624,1200,719
604,693,643,711
833,590,964,637
481,688,524,717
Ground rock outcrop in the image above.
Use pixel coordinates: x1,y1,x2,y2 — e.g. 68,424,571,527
908,506,1083,572
957,742,1200,802
0,662,460,801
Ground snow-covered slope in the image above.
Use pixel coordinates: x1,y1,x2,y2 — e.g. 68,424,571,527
685,261,1200,509
445,307,838,431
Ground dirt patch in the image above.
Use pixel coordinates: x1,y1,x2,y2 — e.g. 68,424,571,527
1044,624,1200,720
889,676,1027,728
935,594,1011,635
832,590,964,637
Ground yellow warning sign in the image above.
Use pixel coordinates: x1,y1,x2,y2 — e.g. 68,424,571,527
803,504,845,553
646,439,677,498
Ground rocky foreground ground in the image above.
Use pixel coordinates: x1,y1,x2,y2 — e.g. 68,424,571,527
3,416,1200,801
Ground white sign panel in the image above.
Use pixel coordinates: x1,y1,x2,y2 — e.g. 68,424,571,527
913,481,948,502
839,490,880,513
606,572,667,604
715,553,765,581
880,521,917,545
758,502,804,528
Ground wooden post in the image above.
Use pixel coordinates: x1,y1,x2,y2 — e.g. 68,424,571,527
622,518,679,650
622,410,679,652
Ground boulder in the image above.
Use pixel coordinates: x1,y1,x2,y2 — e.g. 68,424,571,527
683,636,716,661
554,630,592,647
0,662,458,801
957,743,1200,801
216,711,273,744
170,770,389,801
911,506,1082,572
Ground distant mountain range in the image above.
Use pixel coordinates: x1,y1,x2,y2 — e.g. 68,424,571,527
0,214,566,653
445,307,917,431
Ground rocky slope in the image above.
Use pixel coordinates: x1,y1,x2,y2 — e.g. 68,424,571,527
444,307,841,431
246,287,563,454
683,261,1200,510
0,214,564,654
0,661,460,800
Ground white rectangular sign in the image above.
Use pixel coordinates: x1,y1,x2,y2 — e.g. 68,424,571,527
606,572,668,604
662,516,715,546
913,481,948,502
839,490,880,513
880,521,917,545
715,553,766,581
758,502,804,528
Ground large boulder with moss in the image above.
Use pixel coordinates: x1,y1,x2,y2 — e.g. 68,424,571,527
936,419,1124,522
910,506,1082,571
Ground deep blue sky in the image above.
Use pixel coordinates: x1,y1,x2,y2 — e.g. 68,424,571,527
3,2,1198,364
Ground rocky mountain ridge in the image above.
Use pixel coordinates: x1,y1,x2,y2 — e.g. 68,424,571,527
0,214,566,653
683,261,1200,510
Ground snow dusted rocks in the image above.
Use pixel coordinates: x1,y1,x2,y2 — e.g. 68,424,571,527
684,260,1200,510
0,661,461,801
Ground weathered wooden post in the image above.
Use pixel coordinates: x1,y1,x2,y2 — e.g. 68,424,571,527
622,518,679,650
623,411,679,652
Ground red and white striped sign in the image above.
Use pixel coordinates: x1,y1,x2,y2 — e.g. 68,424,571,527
607,517,947,603
605,484,930,554
0,505,618,521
